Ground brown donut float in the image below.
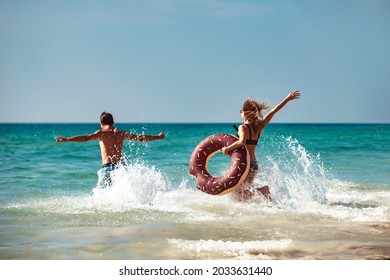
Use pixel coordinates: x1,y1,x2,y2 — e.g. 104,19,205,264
189,133,250,195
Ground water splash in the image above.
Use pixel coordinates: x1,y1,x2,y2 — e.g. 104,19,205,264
256,136,328,207
91,136,330,212
92,161,172,209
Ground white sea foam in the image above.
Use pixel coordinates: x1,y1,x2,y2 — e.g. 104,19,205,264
168,238,292,259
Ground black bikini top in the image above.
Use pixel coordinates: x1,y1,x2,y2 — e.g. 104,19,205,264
244,124,259,145
232,124,259,145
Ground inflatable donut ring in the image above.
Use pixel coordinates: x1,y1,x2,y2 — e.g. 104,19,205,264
189,133,250,195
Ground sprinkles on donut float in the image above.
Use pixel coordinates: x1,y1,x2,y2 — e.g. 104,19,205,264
189,133,250,195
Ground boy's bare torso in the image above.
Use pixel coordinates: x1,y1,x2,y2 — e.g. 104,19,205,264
97,128,127,165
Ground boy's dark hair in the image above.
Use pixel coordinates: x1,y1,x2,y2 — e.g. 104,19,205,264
100,112,114,125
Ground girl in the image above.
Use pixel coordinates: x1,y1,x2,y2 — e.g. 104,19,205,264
222,90,300,200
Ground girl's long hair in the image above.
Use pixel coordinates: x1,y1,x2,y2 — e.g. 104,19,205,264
242,97,269,122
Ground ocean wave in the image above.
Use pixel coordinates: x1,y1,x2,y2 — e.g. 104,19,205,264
168,238,292,259
3,144,389,223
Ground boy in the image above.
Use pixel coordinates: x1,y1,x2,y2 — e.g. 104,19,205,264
56,112,165,187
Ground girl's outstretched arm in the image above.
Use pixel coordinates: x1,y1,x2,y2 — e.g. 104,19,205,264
261,90,300,127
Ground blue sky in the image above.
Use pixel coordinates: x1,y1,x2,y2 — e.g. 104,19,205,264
1,0,389,123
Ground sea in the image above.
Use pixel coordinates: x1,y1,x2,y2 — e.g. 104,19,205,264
0,123,389,260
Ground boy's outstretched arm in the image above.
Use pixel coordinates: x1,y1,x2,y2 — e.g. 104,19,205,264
125,132,165,142
56,131,100,142
261,90,300,127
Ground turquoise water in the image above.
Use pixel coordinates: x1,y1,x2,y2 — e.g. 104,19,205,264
0,123,389,259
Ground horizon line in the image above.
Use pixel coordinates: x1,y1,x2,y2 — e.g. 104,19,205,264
0,121,389,125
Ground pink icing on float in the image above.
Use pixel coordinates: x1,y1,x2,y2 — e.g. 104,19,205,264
189,133,250,195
